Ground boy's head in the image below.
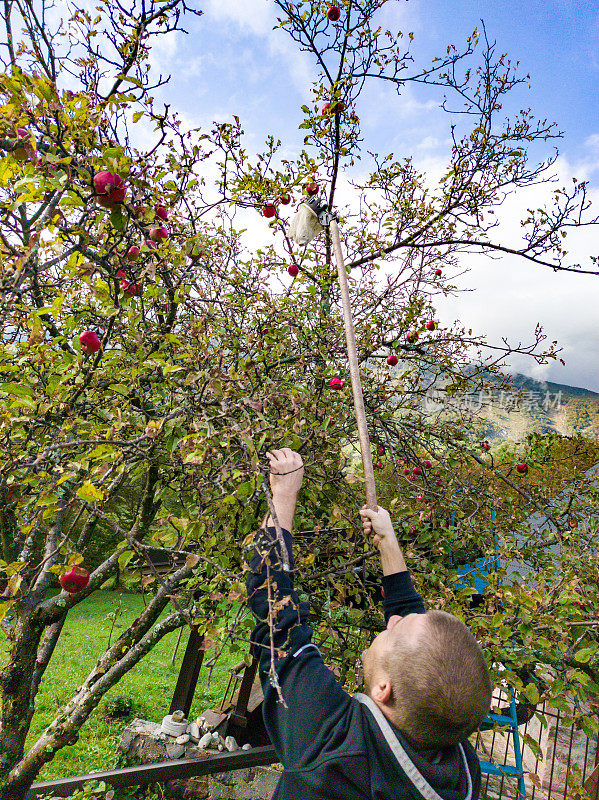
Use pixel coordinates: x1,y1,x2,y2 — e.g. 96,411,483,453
361,610,492,749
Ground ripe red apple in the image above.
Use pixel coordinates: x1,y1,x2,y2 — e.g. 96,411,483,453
60,566,90,593
482,440,490,451
412,466,422,476
116,269,127,279
79,330,101,355
321,102,333,115
424,459,432,469
516,462,528,474
434,268,442,277
377,445,385,456
93,170,118,195
403,469,410,476
329,377,344,389
145,239,158,250
288,264,299,277
425,320,436,331
127,245,140,261
262,203,276,218
305,181,319,196
120,279,140,297
149,225,168,242
280,193,291,205
406,331,418,343
155,205,168,221
381,588,385,599
326,5,341,21
374,461,383,469
386,354,398,366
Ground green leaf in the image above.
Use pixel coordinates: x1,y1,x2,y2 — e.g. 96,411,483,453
76,482,104,503
110,204,126,231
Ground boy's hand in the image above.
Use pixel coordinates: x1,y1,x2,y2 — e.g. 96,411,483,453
266,449,304,497
359,505,399,551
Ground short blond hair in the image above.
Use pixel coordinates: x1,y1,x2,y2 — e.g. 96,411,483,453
379,610,492,748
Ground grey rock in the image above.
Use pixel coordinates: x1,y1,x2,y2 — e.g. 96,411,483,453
171,710,185,723
165,743,186,759
217,743,223,751
225,736,239,752
175,734,190,745
188,722,200,741
198,732,213,749
242,743,252,750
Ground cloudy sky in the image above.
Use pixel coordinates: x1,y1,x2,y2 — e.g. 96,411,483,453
139,0,599,390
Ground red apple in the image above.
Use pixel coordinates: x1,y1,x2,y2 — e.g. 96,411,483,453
116,269,127,279
329,377,344,389
321,102,333,115
127,245,140,260
413,466,422,476
386,354,398,366
381,588,385,599
424,459,432,469
288,264,299,277
482,440,490,451
17,127,31,139
262,203,276,218
326,5,341,21
120,279,140,296
145,239,158,250
60,566,90,593
425,320,436,331
434,268,442,277
374,461,383,469
149,225,168,242
516,462,528,474
406,331,418,343
93,170,118,195
377,445,385,456
280,193,291,205
403,469,410,476
79,330,101,355
305,181,319,196
155,205,168,221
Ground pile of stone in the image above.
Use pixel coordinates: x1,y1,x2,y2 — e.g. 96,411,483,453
162,709,253,754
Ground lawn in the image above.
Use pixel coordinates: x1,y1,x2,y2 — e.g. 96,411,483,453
0,590,247,783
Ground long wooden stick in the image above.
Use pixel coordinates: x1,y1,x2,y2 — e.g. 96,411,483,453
329,219,378,511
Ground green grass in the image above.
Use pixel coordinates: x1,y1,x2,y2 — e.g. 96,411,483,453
0,591,247,782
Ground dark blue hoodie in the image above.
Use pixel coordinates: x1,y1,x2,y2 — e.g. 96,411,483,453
245,525,482,800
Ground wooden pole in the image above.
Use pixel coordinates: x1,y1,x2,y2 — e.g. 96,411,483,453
329,219,378,512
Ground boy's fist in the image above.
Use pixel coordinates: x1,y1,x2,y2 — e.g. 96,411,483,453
359,505,398,550
266,448,304,497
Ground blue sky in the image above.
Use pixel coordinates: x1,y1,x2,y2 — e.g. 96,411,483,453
143,0,599,391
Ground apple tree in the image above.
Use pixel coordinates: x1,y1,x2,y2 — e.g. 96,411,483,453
0,0,597,796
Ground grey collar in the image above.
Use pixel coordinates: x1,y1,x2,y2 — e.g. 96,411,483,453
353,693,473,800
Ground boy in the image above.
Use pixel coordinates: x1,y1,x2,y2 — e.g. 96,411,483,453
246,448,492,800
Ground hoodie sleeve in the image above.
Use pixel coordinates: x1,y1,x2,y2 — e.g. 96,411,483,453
245,525,355,768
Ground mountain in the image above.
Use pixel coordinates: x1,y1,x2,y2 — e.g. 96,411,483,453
473,373,599,442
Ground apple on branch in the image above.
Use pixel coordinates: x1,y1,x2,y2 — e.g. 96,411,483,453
155,205,168,221
516,461,528,474
425,320,436,330
60,566,90,593
262,203,276,218
127,245,140,260
287,264,299,277
305,181,319,196
326,5,341,21
329,377,344,389
386,354,398,366
78,330,101,355
280,193,291,205
149,225,169,242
